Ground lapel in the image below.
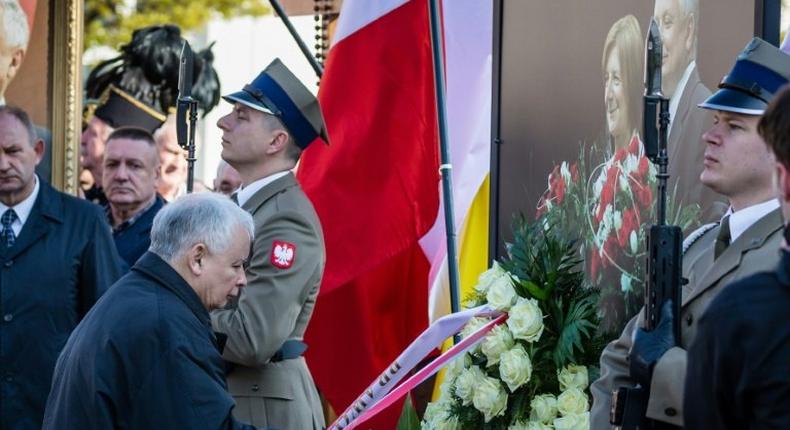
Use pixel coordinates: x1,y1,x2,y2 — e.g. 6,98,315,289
668,66,700,161
241,172,297,215
2,182,63,260
683,208,783,306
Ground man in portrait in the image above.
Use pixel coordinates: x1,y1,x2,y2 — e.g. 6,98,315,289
654,0,726,221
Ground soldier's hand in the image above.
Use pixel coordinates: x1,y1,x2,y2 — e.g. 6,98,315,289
628,301,676,386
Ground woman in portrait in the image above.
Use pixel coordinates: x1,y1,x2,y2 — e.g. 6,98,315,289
602,14,642,151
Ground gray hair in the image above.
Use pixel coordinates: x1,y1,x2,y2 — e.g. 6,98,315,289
1,0,29,50
679,0,699,56
149,192,254,261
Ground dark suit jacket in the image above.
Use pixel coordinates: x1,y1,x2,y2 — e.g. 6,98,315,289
111,195,165,271
43,252,255,430
0,181,122,430
685,249,790,430
667,66,728,223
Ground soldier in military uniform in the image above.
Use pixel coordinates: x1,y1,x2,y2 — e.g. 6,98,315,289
590,38,790,429
211,59,327,430
684,80,790,430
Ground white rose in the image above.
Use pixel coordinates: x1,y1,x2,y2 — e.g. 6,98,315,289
560,161,571,183
507,297,545,342
422,400,444,424
529,394,558,423
553,412,590,430
558,365,589,391
460,317,488,354
482,324,515,366
620,273,632,293
629,230,638,254
613,209,623,230
499,344,532,392
432,414,461,430
454,365,484,405
556,388,589,416
486,274,518,311
472,376,508,423
475,262,507,295
508,421,552,430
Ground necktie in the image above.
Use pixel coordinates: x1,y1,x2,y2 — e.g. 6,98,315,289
230,192,239,206
1,209,17,248
714,215,731,260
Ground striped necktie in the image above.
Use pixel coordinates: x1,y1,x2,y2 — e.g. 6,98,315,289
1,209,17,248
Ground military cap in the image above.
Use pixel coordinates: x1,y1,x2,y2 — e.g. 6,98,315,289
222,58,327,149
700,38,790,115
93,85,167,133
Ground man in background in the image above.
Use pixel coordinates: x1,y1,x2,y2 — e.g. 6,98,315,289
654,0,726,221
103,127,165,271
214,159,242,196
153,114,189,202
0,105,121,428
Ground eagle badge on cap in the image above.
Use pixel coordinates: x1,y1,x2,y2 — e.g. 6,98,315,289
271,241,296,269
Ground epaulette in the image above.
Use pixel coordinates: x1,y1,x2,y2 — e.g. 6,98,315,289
682,222,718,256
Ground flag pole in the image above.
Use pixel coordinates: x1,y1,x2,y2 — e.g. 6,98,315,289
427,0,462,325
267,0,324,78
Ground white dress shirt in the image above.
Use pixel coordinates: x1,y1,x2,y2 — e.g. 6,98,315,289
236,171,290,207
0,175,40,236
724,198,780,243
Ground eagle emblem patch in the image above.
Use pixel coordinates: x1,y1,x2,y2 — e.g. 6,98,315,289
271,241,296,269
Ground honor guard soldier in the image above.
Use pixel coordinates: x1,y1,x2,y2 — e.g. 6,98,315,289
591,38,790,429
684,50,790,430
212,58,328,430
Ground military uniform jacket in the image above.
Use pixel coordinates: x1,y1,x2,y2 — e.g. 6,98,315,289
43,252,256,430
590,208,783,428
0,181,122,430
684,249,790,429
212,172,325,430
667,66,728,223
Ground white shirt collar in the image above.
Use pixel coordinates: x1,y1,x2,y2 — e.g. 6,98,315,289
236,171,290,207
669,61,696,129
0,175,40,236
724,198,780,243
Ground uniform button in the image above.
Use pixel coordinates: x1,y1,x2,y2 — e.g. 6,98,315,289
251,384,259,392
2,314,11,322
3,260,12,267
665,407,677,417
685,314,693,326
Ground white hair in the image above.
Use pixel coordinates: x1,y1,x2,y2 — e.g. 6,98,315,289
149,192,254,261
679,0,699,54
1,0,29,50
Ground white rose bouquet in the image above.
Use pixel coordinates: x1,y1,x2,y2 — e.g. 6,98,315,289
421,217,606,429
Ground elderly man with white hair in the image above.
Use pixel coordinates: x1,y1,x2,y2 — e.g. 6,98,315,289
43,193,259,430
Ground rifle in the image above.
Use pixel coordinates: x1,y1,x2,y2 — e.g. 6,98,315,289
176,41,199,193
609,18,682,430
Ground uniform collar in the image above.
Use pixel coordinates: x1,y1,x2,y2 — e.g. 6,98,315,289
132,251,210,327
724,198,780,243
236,170,290,207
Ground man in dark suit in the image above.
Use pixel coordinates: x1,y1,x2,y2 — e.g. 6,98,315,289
684,82,790,430
102,127,165,271
591,38,789,428
0,105,122,429
43,193,257,429
654,0,727,221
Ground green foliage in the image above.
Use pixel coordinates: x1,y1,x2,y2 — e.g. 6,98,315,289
396,394,421,430
84,0,270,52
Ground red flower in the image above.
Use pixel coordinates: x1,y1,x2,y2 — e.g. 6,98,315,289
554,176,566,205
570,162,580,182
636,185,653,208
614,147,628,163
601,237,618,268
618,208,639,248
590,249,600,280
637,157,649,178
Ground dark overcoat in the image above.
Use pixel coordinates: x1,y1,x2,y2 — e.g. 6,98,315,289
684,249,790,430
43,252,255,430
111,195,165,271
0,181,121,429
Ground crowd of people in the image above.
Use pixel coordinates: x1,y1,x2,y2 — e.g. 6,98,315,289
0,0,789,429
